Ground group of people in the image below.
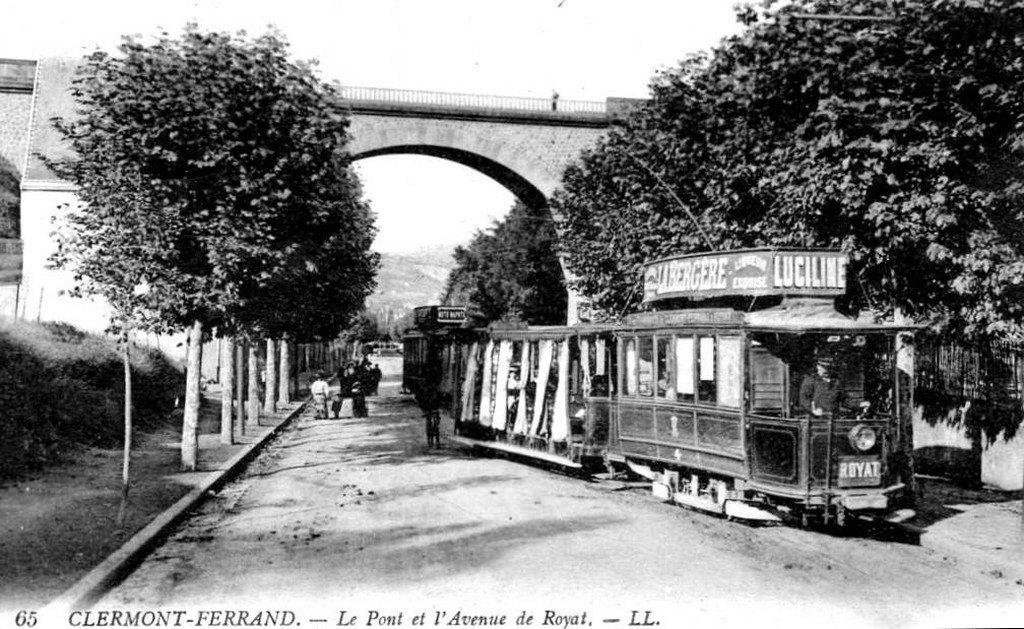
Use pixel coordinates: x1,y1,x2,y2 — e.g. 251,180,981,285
309,358,383,420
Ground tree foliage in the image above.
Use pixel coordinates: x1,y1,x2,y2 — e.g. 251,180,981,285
443,200,566,324
552,0,1024,342
48,26,378,338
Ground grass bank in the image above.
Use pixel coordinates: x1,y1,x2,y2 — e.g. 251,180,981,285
0,320,183,481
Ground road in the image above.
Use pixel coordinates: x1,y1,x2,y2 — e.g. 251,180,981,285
98,358,1022,629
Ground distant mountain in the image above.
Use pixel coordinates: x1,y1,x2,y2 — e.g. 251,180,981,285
364,247,457,324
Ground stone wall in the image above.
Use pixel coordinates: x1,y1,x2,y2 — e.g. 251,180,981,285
0,90,32,237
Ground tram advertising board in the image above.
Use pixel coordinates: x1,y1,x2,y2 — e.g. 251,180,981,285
0,239,22,285
643,248,848,303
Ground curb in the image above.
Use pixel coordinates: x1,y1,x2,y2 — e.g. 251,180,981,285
42,399,309,615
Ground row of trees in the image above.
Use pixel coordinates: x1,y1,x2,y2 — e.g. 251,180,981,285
48,27,378,483
442,200,566,325
551,0,1024,344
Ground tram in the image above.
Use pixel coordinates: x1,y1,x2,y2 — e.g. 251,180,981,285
417,248,917,526
401,305,472,408
610,248,916,525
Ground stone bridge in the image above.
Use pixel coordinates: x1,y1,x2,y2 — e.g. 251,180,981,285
341,86,637,209
2,58,639,329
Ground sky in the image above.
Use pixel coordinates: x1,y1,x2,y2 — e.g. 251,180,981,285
2,0,744,253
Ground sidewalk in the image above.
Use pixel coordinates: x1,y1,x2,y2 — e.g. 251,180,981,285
0,387,305,612
44,391,306,612
916,478,1024,584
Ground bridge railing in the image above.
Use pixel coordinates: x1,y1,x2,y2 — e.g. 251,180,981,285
337,85,607,115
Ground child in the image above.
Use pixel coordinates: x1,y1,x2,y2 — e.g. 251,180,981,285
310,372,330,420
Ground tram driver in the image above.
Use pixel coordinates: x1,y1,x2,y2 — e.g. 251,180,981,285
799,355,846,418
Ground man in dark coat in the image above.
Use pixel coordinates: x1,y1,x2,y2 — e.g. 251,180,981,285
799,355,846,418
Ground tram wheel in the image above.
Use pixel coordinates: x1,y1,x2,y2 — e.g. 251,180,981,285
835,505,848,528
800,511,812,529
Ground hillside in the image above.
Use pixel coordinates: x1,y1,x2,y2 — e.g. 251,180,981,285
365,247,455,323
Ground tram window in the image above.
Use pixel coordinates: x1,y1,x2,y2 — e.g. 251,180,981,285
698,336,717,403
717,336,742,408
638,336,654,396
675,336,695,401
625,338,638,396
656,337,674,399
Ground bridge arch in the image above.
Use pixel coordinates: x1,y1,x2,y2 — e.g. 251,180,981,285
352,144,547,211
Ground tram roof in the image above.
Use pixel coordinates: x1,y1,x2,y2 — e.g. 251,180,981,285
622,300,919,334
487,323,617,339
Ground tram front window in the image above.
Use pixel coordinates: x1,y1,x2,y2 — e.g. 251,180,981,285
748,332,894,419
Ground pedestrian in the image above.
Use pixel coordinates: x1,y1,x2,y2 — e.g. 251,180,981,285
351,362,368,418
334,362,357,418
369,363,382,396
416,387,442,449
310,372,330,420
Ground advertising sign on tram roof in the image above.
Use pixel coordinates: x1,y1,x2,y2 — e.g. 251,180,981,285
642,248,848,303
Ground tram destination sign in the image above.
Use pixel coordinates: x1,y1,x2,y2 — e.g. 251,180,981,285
0,238,22,285
414,305,468,327
642,248,848,303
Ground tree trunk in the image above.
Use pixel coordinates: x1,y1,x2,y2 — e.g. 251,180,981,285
292,340,299,396
220,336,235,445
235,339,246,438
279,337,291,405
895,309,917,498
265,338,278,413
248,342,260,424
181,320,203,471
117,332,133,526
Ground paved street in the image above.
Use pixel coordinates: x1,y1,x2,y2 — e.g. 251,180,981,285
99,360,1023,629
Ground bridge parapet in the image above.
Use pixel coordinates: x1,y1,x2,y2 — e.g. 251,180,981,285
338,85,605,114
336,85,632,126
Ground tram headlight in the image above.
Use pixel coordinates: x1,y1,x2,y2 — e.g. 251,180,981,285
848,424,877,451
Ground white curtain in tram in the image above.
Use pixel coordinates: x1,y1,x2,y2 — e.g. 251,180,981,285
478,340,496,426
551,340,570,441
530,339,554,436
461,341,480,422
491,340,513,431
440,344,452,394
512,341,532,435
580,337,592,397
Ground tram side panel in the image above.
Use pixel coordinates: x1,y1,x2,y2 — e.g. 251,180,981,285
611,330,747,481
454,328,616,468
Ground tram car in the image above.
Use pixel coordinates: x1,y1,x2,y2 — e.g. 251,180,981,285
451,323,616,469
441,248,917,527
401,306,473,409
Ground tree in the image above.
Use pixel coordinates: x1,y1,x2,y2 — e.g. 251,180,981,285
552,0,1024,342
443,200,567,324
48,26,377,470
